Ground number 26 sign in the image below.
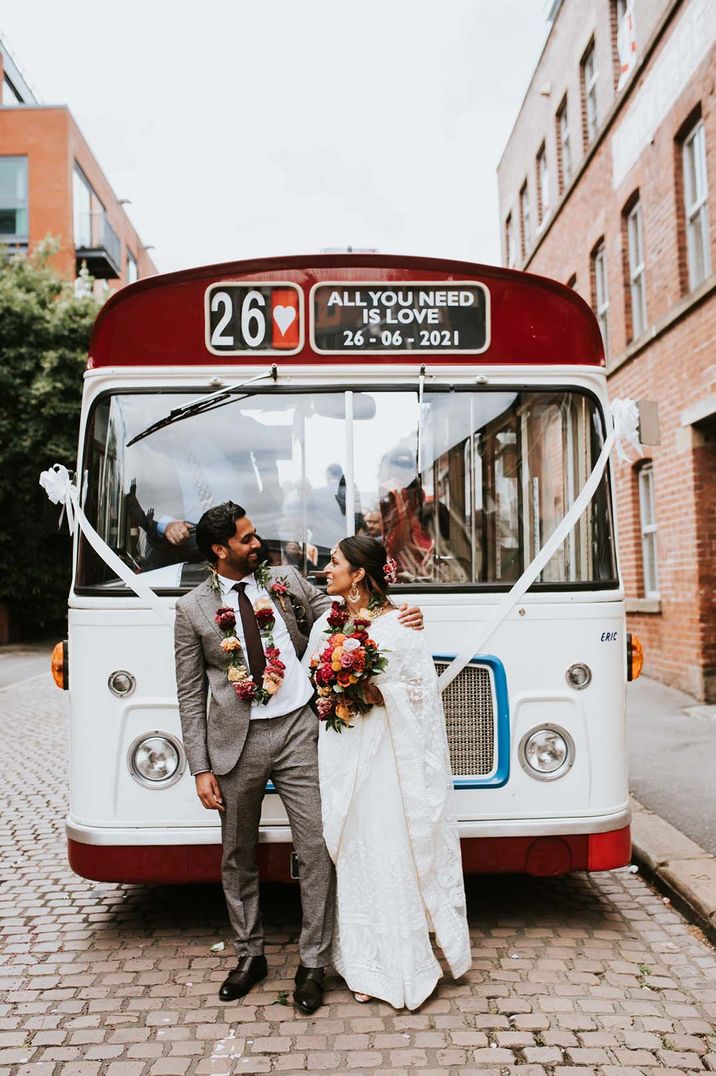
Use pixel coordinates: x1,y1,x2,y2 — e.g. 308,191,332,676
205,283,303,355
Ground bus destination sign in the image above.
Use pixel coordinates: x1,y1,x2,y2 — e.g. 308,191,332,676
205,282,303,355
311,281,489,355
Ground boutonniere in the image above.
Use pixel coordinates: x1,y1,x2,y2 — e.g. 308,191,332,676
269,577,289,612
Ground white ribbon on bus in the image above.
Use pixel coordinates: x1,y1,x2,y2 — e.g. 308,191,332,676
39,397,641,679
437,397,640,692
38,464,175,627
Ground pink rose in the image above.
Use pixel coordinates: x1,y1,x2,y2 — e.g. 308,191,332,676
316,697,334,719
340,653,355,669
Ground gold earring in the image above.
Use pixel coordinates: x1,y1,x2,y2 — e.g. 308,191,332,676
348,584,360,603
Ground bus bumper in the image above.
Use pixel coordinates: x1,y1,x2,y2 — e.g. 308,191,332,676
67,826,631,883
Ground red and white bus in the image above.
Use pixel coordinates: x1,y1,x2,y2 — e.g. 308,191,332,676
52,253,643,883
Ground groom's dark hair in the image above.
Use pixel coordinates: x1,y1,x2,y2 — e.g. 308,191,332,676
196,501,246,564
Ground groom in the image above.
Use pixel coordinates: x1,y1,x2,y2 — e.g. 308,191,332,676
174,501,422,1012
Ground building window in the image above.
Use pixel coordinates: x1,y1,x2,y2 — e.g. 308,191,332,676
556,97,572,194
504,213,516,268
519,181,531,258
2,75,23,106
591,240,609,358
638,463,659,597
613,0,637,89
581,40,599,146
0,156,28,244
625,197,646,339
536,143,550,225
682,118,711,291
126,249,138,284
73,167,94,248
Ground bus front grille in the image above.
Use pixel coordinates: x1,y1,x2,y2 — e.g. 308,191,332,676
433,660,496,778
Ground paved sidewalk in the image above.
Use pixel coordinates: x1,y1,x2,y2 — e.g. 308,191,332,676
1,673,716,1074
627,677,716,856
627,675,716,942
0,642,53,690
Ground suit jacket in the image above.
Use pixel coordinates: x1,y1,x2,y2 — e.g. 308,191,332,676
174,566,331,776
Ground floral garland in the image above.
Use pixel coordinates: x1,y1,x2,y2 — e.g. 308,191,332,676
214,566,290,705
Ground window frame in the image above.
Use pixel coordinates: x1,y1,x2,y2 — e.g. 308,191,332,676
504,213,516,269
638,462,659,598
591,240,609,359
682,118,711,291
75,382,619,597
0,154,29,244
556,96,572,193
519,180,531,259
626,198,647,339
536,143,550,226
581,40,599,146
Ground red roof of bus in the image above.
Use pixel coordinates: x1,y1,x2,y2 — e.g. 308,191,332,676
88,253,605,368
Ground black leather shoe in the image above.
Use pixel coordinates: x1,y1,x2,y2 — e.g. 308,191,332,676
293,964,325,1014
219,955,268,1001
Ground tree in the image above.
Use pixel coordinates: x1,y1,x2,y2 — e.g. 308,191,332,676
0,241,101,637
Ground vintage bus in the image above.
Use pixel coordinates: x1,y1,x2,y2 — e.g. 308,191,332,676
51,253,643,883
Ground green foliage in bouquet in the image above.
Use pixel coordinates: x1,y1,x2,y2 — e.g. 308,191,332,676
0,241,101,636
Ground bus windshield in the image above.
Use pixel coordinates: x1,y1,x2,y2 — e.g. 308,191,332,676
78,387,617,591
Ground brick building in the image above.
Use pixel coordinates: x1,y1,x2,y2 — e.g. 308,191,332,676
0,39,156,288
498,0,716,699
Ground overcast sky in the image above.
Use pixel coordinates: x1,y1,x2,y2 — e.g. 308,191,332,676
0,1,549,274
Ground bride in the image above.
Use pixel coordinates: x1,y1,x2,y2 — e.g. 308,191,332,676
302,536,472,1010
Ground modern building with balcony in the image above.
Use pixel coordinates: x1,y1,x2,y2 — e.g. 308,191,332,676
497,0,716,700
0,38,156,288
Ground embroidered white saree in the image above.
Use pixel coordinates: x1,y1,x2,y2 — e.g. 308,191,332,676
304,610,472,1010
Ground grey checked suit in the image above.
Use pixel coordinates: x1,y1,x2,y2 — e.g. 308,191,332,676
174,567,333,965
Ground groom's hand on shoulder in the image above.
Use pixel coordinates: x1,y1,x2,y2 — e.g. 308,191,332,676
195,771,225,812
397,604,424,631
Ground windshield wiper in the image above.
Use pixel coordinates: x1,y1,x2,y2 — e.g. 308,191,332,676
127,366,277,446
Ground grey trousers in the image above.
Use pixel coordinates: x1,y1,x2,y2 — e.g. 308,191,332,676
217,704,335,967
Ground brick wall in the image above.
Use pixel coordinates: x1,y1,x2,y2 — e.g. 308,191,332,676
497,0,716,699
0,105,156,287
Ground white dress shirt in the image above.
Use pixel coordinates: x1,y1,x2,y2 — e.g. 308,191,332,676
218,572,313,720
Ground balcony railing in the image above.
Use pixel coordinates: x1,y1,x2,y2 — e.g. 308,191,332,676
75,211,121,278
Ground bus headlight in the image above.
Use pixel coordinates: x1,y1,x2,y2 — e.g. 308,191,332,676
519,725,574,781
128,733,185,788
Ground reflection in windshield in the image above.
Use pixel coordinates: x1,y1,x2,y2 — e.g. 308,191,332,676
79,388,617,590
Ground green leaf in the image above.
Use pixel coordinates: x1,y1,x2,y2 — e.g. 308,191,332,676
0,242,102,636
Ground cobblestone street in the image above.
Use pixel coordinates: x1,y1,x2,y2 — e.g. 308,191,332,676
1,674,715,1076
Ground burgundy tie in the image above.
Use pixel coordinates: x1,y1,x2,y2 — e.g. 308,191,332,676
233,582,266,686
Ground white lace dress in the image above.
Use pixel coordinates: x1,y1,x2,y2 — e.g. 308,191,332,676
303,609,472,1010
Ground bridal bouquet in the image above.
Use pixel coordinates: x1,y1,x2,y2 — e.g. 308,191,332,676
309,602,389,733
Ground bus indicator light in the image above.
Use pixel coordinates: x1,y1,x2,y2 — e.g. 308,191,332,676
51,640,68,690
627,633,644,680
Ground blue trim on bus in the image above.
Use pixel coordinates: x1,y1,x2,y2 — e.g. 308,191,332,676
434,652,510,789
263,653,510,793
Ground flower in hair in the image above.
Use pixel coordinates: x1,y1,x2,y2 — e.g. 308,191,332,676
383,557,398,585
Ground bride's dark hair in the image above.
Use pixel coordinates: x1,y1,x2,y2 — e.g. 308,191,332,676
338,536,392,603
